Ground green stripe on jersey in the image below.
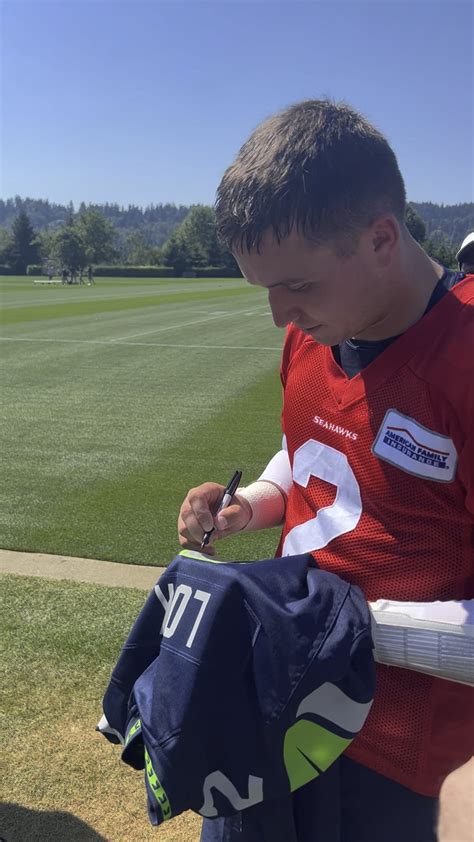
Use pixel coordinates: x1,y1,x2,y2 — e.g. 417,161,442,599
124,717,142,746
145,748,172,821
284,720,352,792
178,549,230,564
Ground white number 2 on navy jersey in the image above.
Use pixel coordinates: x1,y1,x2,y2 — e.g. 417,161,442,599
282,439,362,555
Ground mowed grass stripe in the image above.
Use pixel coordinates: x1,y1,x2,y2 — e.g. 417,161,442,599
1,337,280,352
2,309,276,373
1,281,283,563
1,297,275,350
0,275,241,291
0,285,260,326
1,362,282,564
1,278,247,310
1,301,269,345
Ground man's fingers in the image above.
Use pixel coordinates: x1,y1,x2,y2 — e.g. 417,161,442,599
188,498,215,534
178,483,224,545
177,509,206,546
187,484,224,533
177,514,215,555
178,482,252,552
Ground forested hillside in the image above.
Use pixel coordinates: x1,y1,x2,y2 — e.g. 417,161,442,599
1,196,472,249
0,197,189,247
1,196,472,276
410,203,474,248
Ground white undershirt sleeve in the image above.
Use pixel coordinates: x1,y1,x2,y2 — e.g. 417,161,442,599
369,599,474,686
257,440,293,495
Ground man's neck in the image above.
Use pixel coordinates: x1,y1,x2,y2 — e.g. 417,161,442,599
354,241,444,341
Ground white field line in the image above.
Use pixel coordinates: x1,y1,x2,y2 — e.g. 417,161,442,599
109,304,269,341
0,336,281,351
1,291,168,308
1,291,169,308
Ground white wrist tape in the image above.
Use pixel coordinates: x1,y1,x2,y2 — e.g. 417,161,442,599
369,599,474,686
236,481,286,532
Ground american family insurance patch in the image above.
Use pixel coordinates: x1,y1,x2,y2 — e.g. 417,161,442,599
372,409,457,482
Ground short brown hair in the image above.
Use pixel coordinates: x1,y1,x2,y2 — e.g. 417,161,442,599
215,99,406,254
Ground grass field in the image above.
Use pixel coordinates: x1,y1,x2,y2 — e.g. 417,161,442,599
1,275,285,565
0,275,285,840
1,572,202,841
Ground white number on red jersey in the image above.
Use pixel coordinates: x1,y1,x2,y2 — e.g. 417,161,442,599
283,439,362,555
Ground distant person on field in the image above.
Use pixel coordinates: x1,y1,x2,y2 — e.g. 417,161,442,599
87,265,95,285
456,232,474,273
61,268,68,285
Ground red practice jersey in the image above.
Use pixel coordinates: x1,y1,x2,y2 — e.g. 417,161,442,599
278,275,474,796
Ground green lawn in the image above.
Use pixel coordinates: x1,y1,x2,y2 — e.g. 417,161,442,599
0,573,202,840
0,276,284,564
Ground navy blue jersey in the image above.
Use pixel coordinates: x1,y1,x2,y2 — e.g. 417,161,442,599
98,550,375,827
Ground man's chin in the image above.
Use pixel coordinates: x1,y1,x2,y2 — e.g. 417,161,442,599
301,325,339,346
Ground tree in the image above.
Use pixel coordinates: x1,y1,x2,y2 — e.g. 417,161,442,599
423,238,457,269
52,225,87,276
162,205,237,272
0,227,14,265
405,205,426,244
162,229,193,275
10,210,40,272
36,229,57,266
180,205,218,266
215,245,241,275
77,209,117,265
122,231,154,265
148,245,164,266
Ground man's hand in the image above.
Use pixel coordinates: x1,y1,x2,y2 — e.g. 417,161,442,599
178,482,252,555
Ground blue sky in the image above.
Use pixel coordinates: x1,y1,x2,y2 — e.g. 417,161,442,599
1,0,473,208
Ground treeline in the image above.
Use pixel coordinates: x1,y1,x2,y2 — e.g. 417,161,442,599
0,198,472,277
0,197,189,246
0,205,240,276
410,202,474,248
1,196,473,248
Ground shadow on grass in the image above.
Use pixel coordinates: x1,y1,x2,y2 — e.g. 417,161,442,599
0,802,107,841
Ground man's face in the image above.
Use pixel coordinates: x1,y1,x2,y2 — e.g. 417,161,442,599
234,228,393,345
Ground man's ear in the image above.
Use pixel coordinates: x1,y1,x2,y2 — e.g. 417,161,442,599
370,216,399,265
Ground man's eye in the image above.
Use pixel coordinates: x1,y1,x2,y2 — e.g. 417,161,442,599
289,283,310,293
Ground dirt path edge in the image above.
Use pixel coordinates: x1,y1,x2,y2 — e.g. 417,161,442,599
0,548,163,590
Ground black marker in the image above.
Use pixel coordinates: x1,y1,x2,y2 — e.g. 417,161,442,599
201,470,242,549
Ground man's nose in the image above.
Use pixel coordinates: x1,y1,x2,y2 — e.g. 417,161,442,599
268,286,299,328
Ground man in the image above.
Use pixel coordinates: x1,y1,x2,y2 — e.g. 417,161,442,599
457,232,474,273
178,100,473,841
